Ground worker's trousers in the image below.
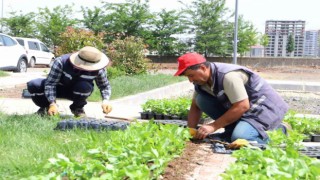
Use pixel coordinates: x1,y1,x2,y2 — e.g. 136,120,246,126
27,78,93,111
195,92,268,144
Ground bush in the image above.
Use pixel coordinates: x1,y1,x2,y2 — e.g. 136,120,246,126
106,66,126,80
106,36,148,75
56,27,105,56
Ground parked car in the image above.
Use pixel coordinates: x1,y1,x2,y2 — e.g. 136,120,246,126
15,37,55,67
0,33,28,72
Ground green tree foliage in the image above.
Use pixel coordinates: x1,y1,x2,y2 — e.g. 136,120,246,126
107,36,148,75
56,27,105,56
146,9,188,56
0,11,36,37
260,34,269,56
185,0,232,57
286,34,295,55
102,0,153,43
236,16,258,56
81,6,106,35
35,5,78,47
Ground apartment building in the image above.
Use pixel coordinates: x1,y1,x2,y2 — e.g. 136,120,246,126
265,20,305,57
304,30,320,57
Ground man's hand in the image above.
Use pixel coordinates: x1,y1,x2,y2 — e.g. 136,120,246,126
102,100,112,114
189,128,197,138
227,139,249,149
195,124,216,139
48,103,58,116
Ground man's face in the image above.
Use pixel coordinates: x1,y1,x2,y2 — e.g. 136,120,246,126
183,65,210,85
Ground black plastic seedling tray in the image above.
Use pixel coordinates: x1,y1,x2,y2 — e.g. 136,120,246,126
299,146,320,159
153,119,187,127
54,118,129,131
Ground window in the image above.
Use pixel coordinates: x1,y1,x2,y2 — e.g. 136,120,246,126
2,36,17,46
40,43,50,52
16,39,25,46
28,41,40,50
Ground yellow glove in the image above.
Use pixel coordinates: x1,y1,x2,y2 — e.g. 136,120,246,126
102,100,112,114
189,128,197,138
227,139,249,149
48,103,59,116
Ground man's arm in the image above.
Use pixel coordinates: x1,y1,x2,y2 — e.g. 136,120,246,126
196,70,250,139
44,58,63,103
95,68,111,101
187,98,202,128
196,98,250,139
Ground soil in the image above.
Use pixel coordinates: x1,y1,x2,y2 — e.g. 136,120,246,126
1,66,320,179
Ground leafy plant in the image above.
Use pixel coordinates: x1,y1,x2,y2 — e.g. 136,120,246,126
221,129,320,180
106,66,126,80
284,111,320,135
27,121,190,179
106,36,148,75
56,26,105,56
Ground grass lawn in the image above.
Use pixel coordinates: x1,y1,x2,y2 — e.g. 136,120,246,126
88,73,185,101
0,70,9,77
0,113,189,179
0,113,110,179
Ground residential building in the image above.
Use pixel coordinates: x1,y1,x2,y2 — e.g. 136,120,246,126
265,20,305,57
304,30,320,57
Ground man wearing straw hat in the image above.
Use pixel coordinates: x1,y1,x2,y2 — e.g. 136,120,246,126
27,46,112,117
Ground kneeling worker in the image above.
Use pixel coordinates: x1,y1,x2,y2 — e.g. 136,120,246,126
175,53,289,144
27,46,112,117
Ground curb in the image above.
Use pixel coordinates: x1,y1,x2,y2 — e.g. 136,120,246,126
268,80,320,93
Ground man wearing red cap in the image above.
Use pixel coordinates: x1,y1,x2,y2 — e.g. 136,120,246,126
175,52,289,143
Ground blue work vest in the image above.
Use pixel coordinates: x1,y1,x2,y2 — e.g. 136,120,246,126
195,63,289,139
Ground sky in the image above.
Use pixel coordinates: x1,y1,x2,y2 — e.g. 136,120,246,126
2,0,320,33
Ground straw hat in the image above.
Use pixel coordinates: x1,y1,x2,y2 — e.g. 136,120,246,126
69,46,109,71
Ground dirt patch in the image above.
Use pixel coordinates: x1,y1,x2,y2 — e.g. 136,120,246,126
0,84,26,99
161,141,200,180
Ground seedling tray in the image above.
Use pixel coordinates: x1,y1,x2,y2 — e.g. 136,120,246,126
153,119,187,127
299,146,320,159
54,118,129,131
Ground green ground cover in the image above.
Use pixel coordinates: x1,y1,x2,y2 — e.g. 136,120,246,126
0,113,189,179
0,70,9,77
88,73,185,101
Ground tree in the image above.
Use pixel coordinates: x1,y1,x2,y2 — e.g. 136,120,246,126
81,6,106,35
236,16,258,56
0,11,36,37
260,34,269,57
35,5,78,48
102,0,153,43
184,0,232,57
286,34,295,56
146,9,188,56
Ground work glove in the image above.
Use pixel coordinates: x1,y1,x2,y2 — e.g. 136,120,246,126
48,103,59,116
189,128,197,138
227,139,249,149
102,100,112,114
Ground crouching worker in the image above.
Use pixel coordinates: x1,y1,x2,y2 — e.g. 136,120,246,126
27,46,112,117
175,53,289,144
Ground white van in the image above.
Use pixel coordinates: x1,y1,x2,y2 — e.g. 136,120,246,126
15,37,55,67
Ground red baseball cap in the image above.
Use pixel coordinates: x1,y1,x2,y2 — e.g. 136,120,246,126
174,53,206,76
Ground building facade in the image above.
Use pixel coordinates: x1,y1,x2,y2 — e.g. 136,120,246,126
304,30,320,57
265,20,305,57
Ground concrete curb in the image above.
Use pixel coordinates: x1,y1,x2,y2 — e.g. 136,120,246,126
268,80,320,93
